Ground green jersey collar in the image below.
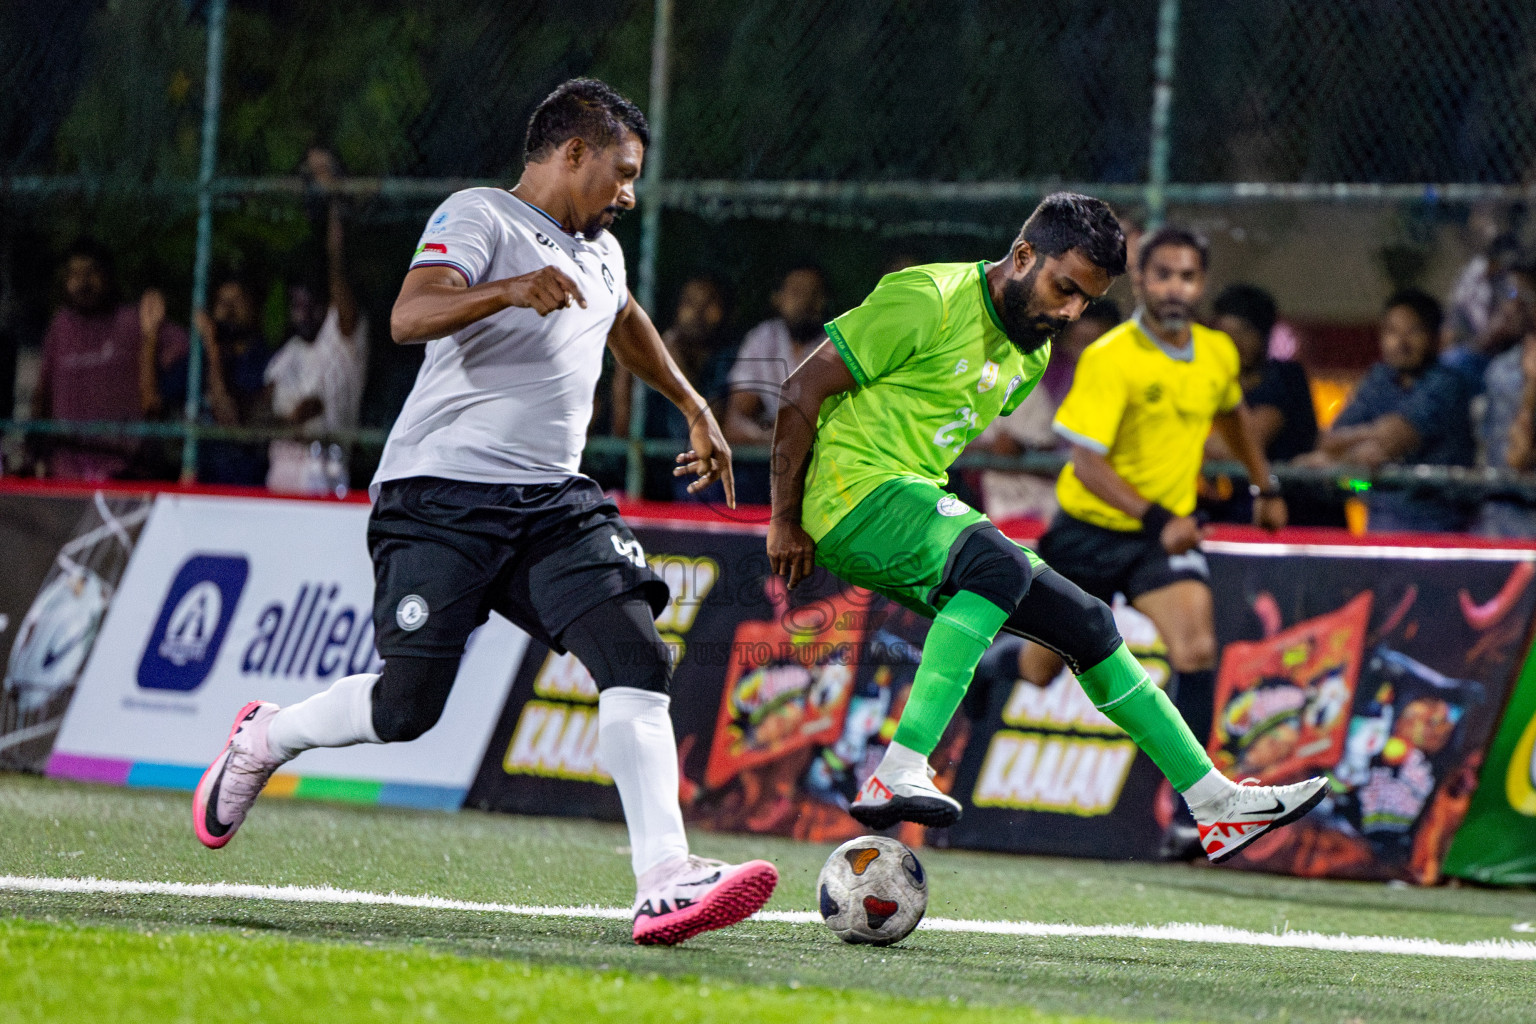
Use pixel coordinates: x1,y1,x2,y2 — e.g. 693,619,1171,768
976,262,1008,336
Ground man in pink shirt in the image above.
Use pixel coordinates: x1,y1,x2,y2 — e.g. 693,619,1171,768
33,239,187,480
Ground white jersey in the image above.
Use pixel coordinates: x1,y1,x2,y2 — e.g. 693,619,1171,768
372,187,629,496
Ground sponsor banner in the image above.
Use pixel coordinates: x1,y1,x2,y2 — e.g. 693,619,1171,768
1441,639,1536,885
466,522,954,848
946,600,1173,859
0,490,152,771
51,493,526,809
1202,543,1536,883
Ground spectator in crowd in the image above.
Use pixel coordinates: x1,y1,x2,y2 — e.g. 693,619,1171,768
33,237,187,480
1208,284,1317,463
1476,259,1536,538
1443,231,1524,390
1298,289,1474,532
192,275,272,486
610,274,735,499
975,298,1121,521
724,264,829,503
264,150,367,494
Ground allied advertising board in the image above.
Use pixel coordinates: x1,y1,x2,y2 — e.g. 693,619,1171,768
50,493,525,809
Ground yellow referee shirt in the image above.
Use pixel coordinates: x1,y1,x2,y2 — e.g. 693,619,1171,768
1053,317,1242,531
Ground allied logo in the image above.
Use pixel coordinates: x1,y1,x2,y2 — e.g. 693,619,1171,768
977,360,1000,393
936,496,969,517
396,595,429,632
137,554,249,692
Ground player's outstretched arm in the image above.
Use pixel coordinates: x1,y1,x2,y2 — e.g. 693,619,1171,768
768,343,856,588
389,265,586,344
608,293,735,508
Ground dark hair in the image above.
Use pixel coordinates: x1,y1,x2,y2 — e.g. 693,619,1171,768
1080,297,1123,326
64,236,115,276
524,78,649,162
1385,287,1444,339
777,263,828,290
678,272,733,312
1018,192,1127,277
1212,283,1278,339
1138,225,1210,273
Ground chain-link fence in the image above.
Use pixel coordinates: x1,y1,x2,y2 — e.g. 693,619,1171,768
4,0,1536,500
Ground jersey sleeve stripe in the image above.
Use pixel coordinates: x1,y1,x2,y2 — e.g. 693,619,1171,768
1052,421,1110,454
409,260,475,286
824,321,871,388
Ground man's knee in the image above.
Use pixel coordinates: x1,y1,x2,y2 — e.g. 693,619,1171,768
1168,631,1218,673
559,595,672,695
944,528,1034,614
372,655,460,742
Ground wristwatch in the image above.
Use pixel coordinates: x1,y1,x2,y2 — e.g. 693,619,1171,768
1248,473,1282,498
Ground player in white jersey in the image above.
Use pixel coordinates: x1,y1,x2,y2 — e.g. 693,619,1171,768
193,79,777,946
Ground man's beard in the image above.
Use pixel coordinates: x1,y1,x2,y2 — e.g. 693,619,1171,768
1145,299,1194,334
581,205,622,238
785,314,825,343
1000,266,1068,354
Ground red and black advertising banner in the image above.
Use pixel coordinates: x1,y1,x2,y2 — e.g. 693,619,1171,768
465,513,963,850
1199,535,1536,883
466,512,1536,882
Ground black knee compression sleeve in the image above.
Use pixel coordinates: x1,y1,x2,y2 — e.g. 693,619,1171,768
936,527,1035,614
372,654,460,742
1000,568,1121,675
558,594,672,694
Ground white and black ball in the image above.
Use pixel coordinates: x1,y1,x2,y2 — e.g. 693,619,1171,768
817,835,927,945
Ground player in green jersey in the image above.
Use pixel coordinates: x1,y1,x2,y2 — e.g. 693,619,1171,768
750,194,1326,863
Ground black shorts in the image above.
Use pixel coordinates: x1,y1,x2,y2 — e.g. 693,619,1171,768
368,476,668,659
1036,511,1209,605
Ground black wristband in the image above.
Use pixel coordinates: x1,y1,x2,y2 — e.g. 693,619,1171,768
1140,503,1176,537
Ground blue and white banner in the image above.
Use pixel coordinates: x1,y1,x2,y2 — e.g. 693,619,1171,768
50,493,528,809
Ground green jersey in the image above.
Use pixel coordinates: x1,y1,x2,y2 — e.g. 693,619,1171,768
802,262,1048,541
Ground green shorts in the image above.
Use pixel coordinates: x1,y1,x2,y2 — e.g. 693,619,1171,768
813,476,1044,618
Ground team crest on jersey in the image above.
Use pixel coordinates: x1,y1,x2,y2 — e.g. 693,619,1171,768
602,264,615,293
535,231,559,250
977,360,1000,393
1145,383,1163,403
936,496,969,517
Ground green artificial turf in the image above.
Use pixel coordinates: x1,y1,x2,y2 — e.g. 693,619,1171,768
3,774,1536,1024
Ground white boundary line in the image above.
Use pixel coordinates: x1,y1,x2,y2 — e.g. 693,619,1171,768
3,875,1535,961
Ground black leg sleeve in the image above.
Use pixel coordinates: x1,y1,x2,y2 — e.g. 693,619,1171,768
999,567,1122,675
557,594,672,694
371,654,462,743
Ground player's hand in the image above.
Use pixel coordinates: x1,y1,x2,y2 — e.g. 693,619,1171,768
1253,494,1288,532
139,288,167,339
1159,515,1210,555
768,520,817,590
502,266,587,316
674,406,736,508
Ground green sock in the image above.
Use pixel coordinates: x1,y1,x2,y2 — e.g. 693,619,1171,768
892,591,1010,756
1077,642,1213,791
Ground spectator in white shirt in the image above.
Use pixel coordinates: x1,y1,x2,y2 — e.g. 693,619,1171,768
265,150,367,494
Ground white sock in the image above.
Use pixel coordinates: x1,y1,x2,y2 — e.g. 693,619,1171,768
1180,768,1239,812
598,687,690,878
880,740,930,775
266,672,383,761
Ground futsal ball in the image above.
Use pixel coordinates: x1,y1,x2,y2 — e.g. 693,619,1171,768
817,835,927,945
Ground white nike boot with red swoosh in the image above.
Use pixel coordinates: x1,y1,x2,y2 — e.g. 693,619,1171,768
1194,776,1330,863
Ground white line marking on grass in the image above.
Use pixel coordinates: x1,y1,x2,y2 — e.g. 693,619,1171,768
4,875,1534,961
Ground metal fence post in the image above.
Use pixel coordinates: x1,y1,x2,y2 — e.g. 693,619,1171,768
1145,0,1181,231
181,0,228,482
628,0,673,499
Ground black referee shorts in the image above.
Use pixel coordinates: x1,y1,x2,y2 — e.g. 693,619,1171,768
367,476,668,659
1036,510,1209,605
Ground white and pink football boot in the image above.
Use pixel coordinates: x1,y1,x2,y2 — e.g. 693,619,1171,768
193,700,286,849
630,855,778,945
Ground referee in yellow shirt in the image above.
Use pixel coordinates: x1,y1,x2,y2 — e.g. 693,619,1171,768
1027,226,1287,851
